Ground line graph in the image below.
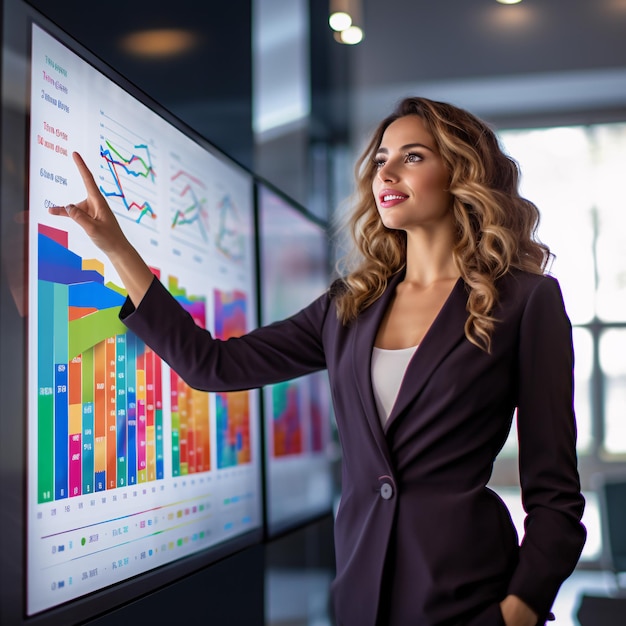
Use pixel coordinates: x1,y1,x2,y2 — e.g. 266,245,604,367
169,162,210,245
215,193,245,263
98,111,158,227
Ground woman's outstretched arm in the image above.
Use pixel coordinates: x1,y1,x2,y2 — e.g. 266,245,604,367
48,151,154,307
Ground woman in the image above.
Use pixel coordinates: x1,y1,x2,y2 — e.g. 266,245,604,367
51,97,586,626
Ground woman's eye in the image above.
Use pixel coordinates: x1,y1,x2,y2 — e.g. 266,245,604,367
373,158,386,169
405,153,422,163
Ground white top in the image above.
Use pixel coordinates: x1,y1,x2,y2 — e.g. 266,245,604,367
371,344,419,426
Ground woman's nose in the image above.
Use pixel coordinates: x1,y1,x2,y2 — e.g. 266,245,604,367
378,162,399,182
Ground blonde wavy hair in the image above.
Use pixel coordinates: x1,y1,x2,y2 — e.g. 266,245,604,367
334,96,551,352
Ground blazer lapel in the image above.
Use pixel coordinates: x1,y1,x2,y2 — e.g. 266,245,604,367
384,277,469,432
351,271,405,457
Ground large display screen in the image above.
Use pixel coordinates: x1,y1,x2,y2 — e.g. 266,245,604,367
257,183,336,536
27,23,261,615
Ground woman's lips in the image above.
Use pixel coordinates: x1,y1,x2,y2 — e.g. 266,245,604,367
379,191,408,208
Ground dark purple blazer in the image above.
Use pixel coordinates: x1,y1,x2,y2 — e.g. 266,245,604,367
121,268,586,626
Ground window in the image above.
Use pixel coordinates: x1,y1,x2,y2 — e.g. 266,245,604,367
492,122,626,564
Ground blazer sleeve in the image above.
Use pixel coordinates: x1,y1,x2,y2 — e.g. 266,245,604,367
506,276,587,618
119,276,330,391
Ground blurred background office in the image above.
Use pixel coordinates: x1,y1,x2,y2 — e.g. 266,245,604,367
5,0,626,624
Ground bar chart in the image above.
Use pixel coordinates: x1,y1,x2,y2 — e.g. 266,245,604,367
214,289,252,468
37,224,164,503
168,276,211,476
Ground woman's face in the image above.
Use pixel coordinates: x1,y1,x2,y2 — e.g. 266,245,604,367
372,115,453,234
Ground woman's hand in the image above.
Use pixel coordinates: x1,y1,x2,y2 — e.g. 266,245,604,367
48,151,130,256
48,151,154,306
499,595,539,626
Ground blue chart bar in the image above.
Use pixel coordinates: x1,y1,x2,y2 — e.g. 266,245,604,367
54,362,69,500
126,333,137,486
116,334,127,487
82,347,94,495
54,283,69,500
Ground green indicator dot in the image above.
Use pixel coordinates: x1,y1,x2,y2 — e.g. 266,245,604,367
81,537,86,546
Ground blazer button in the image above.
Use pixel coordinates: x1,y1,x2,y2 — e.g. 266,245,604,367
380,482,394,500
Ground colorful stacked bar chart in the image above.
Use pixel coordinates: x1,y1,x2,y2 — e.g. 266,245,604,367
272,382,303,457
37,224,164,503
215,392,251,468
270,374,328,457
214,289,251,468
168,277,211,476
214,288,247,340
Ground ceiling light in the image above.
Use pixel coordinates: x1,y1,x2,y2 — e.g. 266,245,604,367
497,0,523,4
119,29,199,59
329,0,364,45
339,25,364,45
329,12,352,31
